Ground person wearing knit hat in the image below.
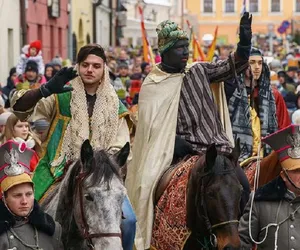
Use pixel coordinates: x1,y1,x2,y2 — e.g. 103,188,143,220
239,124,300,250
269,58,283,72
0,140,63,249
224,46,290,163
15,60,47,91
2,67,17,107
126,12,253,249
286,59,299,87
51,56,63,71
16,40,45,77
28,40,42,57
276,69,296,97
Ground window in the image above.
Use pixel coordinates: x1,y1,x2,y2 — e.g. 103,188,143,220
296,0,300,12
249,0,259,12
271,0,280,12
225,0,235,12
7,29,14,68
48,0,61,18
203,0,213,13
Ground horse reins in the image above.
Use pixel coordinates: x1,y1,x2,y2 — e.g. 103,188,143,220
75,171,122,249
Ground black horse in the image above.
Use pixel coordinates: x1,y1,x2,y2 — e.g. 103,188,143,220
185,142,243,250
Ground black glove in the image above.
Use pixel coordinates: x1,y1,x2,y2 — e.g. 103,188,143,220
237,12,252,60
173,136,197,161
40,67,77,97
239,12,252,46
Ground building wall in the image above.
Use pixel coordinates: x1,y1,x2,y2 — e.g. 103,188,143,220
71,0,93,53
0,0,20,84
186,0,300,45
123,0,171,47
26,0,69,63
96,0,111,47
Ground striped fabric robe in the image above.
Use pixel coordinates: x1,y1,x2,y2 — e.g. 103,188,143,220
177,53,249,153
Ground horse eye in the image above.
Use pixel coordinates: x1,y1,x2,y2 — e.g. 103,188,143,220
84,194,94,202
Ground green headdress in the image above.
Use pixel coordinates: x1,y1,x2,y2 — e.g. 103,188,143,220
156,20,189,55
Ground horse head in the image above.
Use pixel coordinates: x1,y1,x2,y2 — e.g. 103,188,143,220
186,140,242,250
57,140,130,250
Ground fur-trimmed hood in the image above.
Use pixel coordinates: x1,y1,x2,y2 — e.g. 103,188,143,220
0,199,55,236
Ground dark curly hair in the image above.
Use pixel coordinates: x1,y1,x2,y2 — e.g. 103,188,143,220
76,44,107,64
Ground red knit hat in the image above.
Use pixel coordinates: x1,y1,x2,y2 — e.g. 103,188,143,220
29,40,42,54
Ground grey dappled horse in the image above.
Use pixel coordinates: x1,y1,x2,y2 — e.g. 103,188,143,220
41,140,130,250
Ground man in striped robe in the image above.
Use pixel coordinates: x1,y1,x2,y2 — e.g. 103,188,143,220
126,13,253,250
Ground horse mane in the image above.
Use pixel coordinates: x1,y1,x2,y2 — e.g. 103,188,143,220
68,149,121,192
57,149,122,246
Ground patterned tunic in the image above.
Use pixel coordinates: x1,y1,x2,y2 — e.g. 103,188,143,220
177,54,248,153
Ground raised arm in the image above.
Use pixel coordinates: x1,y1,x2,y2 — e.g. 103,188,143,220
12,67,77,119
203,12,252,83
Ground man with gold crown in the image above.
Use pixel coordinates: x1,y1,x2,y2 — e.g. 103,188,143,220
11,44,136,250
0,140,63,249
239,124,300,249
125,12,253,249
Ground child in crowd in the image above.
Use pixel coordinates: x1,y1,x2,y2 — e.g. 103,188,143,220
16,40,45,82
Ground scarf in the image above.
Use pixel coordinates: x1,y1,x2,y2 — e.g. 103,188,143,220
13,136,36,149
228,63,278,161
52,65,119,166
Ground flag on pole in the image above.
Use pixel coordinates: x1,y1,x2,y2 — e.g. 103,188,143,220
240,0,247,16
138,6,155,65
186,20,206,62
206,26,218,62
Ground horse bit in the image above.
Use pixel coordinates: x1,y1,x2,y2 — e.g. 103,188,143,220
197,170,239,248
75,171,122,249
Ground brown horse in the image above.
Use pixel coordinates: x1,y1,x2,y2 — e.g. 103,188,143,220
152,142,243,250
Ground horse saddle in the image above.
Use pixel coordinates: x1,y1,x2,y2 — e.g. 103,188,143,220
154,156,193,205
154,164,179,205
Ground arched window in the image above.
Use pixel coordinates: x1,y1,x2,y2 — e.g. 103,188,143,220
78,19,84,49
72,33,77,62
86,34,91,44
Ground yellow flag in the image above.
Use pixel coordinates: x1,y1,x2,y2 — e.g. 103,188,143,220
206,26,218,62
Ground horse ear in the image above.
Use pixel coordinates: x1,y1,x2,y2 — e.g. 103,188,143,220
231,138,241,164
81,139,94,167
205,143,217,171
114,142,130,167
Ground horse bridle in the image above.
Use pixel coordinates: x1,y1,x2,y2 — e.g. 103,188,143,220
197,169,239,248
75,171,122,249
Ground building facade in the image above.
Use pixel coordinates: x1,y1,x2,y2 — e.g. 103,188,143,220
123,0,172,47
94,0,111,48
186,0,300,45
0,0,21,84
26,0,69,63
71,0,93,58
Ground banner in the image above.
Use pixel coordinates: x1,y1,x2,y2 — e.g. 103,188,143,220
138,6,155,65
206,26,218,62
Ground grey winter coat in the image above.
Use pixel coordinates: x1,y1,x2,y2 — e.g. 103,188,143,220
239,177,300,250
0,200,63,250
